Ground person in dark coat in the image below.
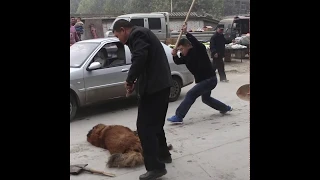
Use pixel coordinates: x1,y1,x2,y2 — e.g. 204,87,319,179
210,25,229,82
112,19,173,180
167,24,232,123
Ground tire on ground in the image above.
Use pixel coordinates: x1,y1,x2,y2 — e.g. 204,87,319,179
70,92,78,121
169,76,182,102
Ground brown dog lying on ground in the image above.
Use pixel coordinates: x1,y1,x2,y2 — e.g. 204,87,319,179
87,124,172,168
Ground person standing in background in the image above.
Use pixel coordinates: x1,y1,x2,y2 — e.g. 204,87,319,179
70,17,76,26
70,22,79,46
74,17,84,41
210,25,229,82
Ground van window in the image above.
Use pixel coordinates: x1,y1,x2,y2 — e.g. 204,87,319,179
130,18,144,27
240,19,249,34
224,24,232,33
148,18,161,30
215,24,224,30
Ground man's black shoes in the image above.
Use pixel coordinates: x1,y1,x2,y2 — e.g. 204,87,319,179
139,168,167,180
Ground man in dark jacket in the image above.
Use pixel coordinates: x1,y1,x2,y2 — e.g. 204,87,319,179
167,24,232,123
210,25,229,82
112,19,173,180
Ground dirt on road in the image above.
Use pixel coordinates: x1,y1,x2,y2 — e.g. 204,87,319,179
225,59,250,74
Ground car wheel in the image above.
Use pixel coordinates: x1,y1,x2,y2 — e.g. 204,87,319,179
70,93,78,121
169,76,182,102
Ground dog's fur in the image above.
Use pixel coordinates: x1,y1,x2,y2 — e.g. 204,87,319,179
87,124,144,168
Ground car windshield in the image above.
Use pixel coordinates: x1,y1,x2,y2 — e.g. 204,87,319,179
108,17,130,30
70,42,100,68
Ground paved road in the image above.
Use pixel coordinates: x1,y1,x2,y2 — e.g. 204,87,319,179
70,71,249,180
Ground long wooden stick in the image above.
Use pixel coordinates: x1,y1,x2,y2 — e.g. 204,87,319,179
84,167,116,177
174,0,197,48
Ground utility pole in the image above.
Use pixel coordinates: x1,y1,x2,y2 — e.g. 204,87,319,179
171,0,173,13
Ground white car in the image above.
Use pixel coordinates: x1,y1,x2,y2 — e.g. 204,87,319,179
70,38,194,120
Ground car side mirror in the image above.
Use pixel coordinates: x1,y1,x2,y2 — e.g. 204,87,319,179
87,62,101,71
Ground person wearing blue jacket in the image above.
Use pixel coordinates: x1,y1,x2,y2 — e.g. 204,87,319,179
74,17,84,40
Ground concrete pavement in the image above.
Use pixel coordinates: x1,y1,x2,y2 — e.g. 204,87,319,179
70,62,250,180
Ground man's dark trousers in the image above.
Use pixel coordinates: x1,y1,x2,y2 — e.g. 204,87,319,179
212,55,227,81
137,87,171,171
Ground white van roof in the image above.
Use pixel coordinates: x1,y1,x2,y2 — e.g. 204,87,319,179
219,15,250,24
219,18,234,24
118,13,164,18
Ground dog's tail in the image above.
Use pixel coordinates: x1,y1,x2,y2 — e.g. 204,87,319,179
107,151,144,168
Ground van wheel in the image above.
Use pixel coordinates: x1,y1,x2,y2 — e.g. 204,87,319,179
169,76,182,102
70,93,78,121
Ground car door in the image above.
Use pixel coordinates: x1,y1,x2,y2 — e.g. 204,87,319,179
83,42,130,105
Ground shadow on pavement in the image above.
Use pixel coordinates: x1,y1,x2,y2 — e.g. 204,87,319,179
72,94,186,122
73,97,138,121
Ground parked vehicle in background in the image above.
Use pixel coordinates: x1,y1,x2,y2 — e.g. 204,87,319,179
106,12,249,45
70,38,194,120
217,15,250,44
105,12,216,43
